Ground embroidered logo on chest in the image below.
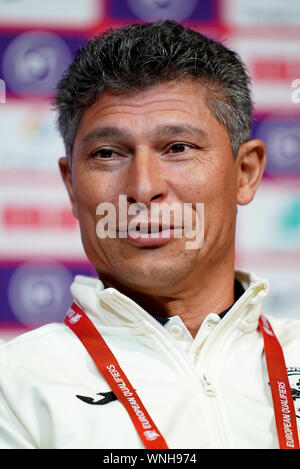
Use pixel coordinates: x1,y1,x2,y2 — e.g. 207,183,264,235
76,391,117,405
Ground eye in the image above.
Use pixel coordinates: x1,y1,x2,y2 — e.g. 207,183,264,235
168,143,191,154
91,148,116,159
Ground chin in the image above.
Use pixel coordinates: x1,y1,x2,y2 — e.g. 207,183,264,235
114,258,192,293
88,237,199,289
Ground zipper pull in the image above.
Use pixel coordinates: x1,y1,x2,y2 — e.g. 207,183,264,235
201,374,216,397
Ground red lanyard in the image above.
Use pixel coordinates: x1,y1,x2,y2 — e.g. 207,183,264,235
65,302,299,449
64,302,168,449
258,315,299,449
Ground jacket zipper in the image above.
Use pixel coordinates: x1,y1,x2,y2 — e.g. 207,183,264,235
199,371,230,448
200,374,216,397
196,322,238,448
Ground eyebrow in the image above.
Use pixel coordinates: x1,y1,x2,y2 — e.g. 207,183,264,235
151,124,207,140
80,124,208,146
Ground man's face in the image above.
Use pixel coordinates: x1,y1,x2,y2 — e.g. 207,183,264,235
61,80,250,294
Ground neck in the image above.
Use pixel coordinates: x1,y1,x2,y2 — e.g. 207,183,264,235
100,259,235,339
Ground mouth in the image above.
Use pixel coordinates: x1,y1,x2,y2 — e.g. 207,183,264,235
117,223,183,246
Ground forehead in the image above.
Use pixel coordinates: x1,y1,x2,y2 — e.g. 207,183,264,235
74,79,225,146
90,79,205,108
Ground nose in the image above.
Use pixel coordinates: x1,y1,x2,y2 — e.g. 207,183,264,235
124,147,168,207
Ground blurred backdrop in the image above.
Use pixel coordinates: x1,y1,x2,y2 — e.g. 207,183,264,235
0,0,299,341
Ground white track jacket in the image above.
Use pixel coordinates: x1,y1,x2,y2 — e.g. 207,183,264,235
0,269,300,449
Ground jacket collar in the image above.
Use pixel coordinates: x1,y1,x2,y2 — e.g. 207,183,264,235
69,269,269,332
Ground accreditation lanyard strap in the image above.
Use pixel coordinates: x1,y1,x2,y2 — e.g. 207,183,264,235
64,302,168,449
65,302,299,450
258,315,299,449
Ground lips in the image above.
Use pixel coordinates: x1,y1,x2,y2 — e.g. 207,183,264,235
117,223,182,246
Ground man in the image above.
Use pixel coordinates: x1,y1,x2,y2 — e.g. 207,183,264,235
0,20,299,449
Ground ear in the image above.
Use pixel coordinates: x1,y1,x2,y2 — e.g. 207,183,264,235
235,139,266,206
58,157,79,219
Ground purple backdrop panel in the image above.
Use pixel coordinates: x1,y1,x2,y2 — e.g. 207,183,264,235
252,114,300,176
0,260,96,328
108,0,218,23
0,31,88,97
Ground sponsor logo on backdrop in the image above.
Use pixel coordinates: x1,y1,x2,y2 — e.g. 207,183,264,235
0,181,84,259
3,205,77,229
2,31,72,96
0,0,102,28
0,101,65,171
228,37,300,109
253,60,300,83
7,262,73,326
127,0,198,21
109,0,215,22
236,183,300,253
222,0,300,27
253,116,300,174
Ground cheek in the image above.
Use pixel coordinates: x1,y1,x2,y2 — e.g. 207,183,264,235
178,162,234,203
73,169,119,217
206,169,237,215
204,170,237,242
179,163,237,236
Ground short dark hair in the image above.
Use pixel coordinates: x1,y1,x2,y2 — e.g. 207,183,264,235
53,20,253,164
